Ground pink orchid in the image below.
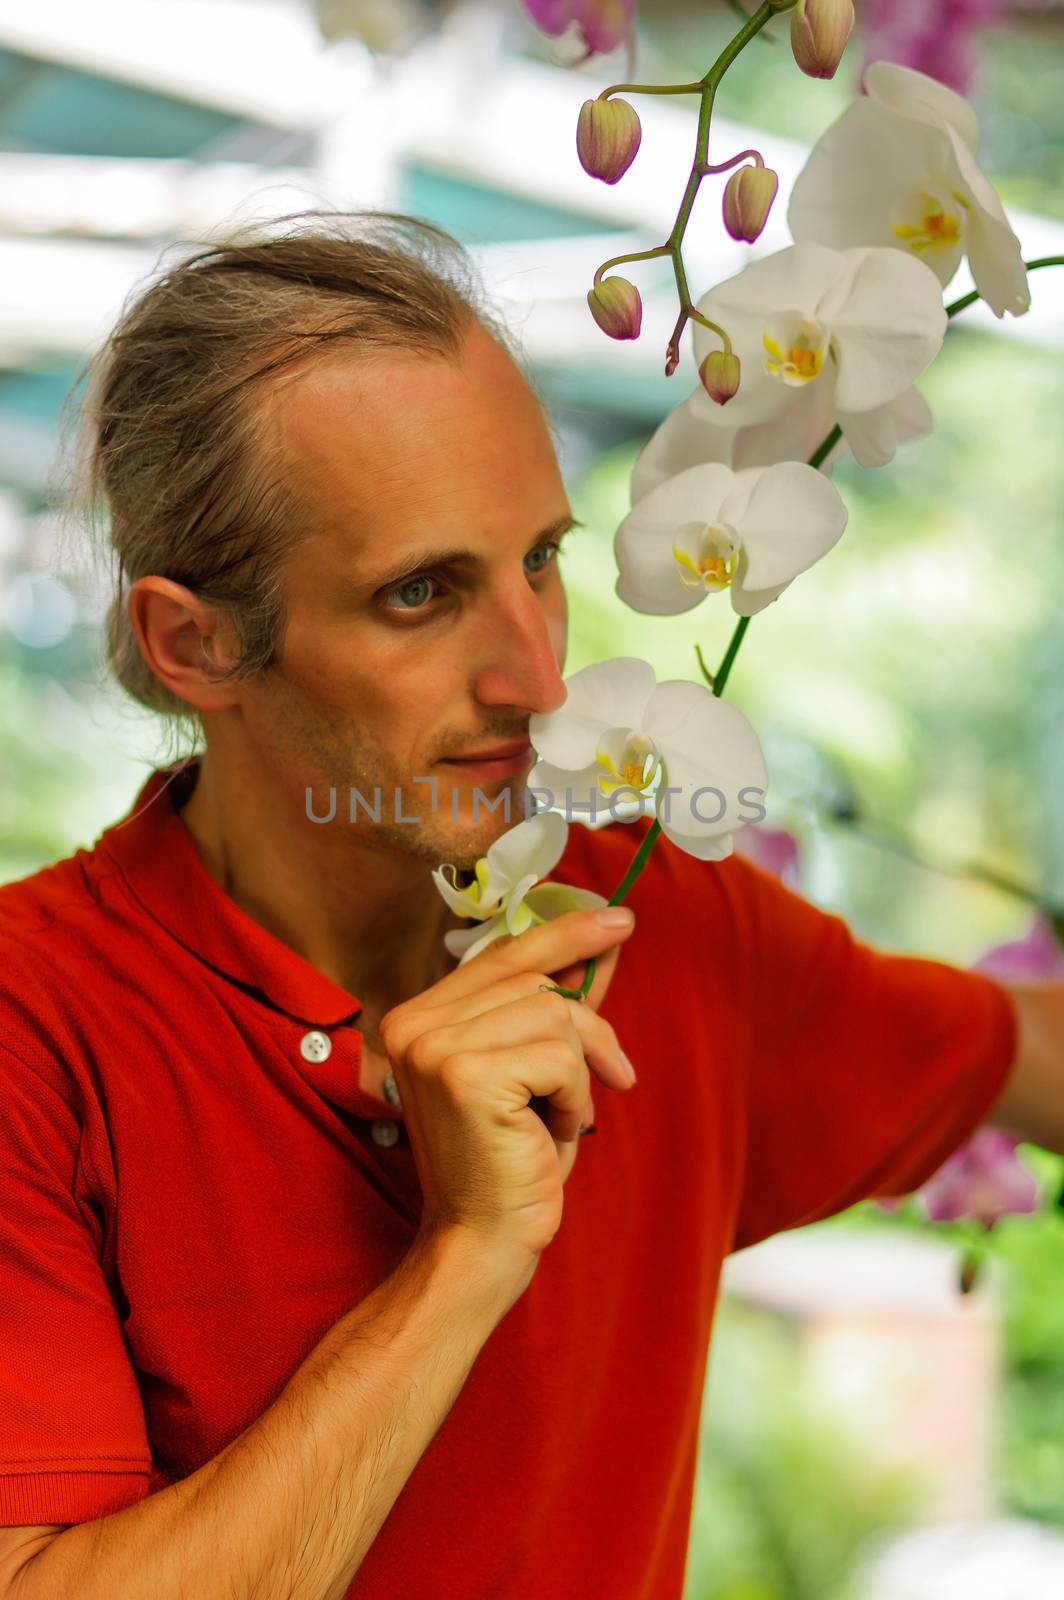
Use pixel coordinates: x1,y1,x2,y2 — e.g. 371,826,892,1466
521,0,636,57
861,0,1009,97
733,824,801,887
973,914,1064,984
920,1128,1040,1227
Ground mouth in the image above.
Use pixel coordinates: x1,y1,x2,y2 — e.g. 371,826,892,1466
438,740,536,783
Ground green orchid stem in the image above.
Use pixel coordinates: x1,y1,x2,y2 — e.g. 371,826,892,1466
594,244,671,286
958,1242,985,1296
601,81,706,98
549,819,665,1001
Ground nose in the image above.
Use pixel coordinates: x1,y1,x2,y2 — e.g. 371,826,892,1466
471,578,568,717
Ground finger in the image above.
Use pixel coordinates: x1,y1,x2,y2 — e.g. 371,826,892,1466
549,939,623,1014
427,906,636,1005
413,990,630,1093
457,1041,588,1145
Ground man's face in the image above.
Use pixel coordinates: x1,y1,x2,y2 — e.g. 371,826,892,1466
239,320,574,871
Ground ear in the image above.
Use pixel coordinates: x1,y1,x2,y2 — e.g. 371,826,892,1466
127,576,243,713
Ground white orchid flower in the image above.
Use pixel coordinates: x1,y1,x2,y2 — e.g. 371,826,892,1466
528,657,768,863
788,61,1029,319
433,810,606,964
688,241,946,470
615,460,848,618
630,374,931,501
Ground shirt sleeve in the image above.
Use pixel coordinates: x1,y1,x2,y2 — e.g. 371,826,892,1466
723,854,1019,1255
0,1043,152,1524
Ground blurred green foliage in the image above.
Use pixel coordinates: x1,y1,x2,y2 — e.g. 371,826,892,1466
683,1298,921,1599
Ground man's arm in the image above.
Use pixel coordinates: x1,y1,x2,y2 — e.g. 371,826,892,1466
982,979,1064,1154
5,1228,519,1600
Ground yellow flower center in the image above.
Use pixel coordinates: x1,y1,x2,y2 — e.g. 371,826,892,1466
890,188,966,256
672,521,741,593
762,314,829,387
595,730,661,799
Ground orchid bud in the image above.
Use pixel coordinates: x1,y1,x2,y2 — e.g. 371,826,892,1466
577,96,642,185
699,349,741,406
790,0,855,80
587,276,643,340
722,164,779,244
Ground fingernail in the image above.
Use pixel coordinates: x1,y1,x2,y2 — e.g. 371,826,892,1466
597,907,634,928
578,1124,599,1136
619,1051,637,1085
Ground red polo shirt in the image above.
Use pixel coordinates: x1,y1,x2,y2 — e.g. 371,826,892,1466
0,759,1017,1597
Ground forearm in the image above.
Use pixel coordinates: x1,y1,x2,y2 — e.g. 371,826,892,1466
13,1228,524,1600
986,979,1064,1155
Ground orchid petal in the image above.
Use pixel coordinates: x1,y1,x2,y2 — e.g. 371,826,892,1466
820,247,946,413
788,99,962,279
489,810,569,889
644,680,767,851
616,462,740,615
976,916,1064,981
728,575,792,617
725,462,849,593
863,60,980,153
943,125,1030,317
630,390,736,503
691,244,845,429
504,871,541,934
521,0,574,37
526,757,609,816
530,657,657,770
445,913,510,963
522,881,608,919
728,381,847,473
575,0,636,54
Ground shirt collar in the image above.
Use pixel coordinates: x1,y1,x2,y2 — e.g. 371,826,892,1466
98,758,364,1027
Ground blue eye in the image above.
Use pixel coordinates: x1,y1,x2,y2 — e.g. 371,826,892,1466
524,540,561,575
383,574,439,610
380,539,561,619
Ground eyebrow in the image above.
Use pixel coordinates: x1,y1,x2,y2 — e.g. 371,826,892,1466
353,514,585,593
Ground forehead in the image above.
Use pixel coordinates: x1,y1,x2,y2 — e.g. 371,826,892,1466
267,322,564,543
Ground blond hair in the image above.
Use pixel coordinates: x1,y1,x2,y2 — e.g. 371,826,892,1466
69,210,521,746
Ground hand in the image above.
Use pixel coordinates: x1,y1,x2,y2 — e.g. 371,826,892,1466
378,906,636,1290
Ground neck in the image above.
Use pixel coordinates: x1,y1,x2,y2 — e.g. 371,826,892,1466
178,748,461,1015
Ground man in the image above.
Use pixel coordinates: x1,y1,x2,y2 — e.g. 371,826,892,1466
0,212,1058,1600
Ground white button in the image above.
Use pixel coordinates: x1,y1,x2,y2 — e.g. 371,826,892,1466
371,1119,400,1148
382,1071,402,1109
299,1030,332,1063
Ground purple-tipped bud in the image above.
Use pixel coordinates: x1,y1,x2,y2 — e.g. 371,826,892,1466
790,0,855,80
722,163,779,244
587,276,643,340
699,349,741,406
577,96,642,185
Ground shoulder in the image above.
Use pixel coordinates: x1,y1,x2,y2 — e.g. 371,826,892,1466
0,840,122,1080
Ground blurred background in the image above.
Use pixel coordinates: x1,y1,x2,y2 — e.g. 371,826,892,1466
1,0,1063,1593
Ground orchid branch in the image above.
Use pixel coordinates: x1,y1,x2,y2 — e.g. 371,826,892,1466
555,253,1064,1003
585,0,795,372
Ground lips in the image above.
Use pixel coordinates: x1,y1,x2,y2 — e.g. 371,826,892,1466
444,740,533,763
